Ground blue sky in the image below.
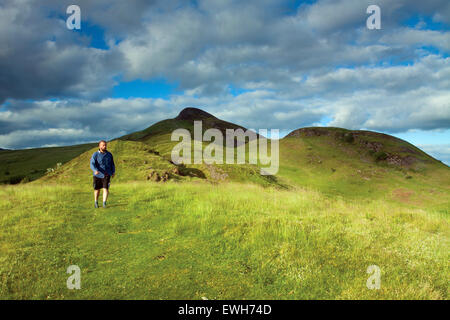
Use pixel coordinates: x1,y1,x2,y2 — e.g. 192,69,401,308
0,0,449,164
112,79,180,99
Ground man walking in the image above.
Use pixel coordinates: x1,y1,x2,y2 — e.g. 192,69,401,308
90,140,115,208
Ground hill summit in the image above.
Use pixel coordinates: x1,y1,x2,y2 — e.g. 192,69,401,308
175,107,217,121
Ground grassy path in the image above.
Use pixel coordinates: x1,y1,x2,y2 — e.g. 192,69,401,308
0,181,448,299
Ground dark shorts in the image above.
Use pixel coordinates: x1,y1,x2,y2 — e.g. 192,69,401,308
93,175,111,190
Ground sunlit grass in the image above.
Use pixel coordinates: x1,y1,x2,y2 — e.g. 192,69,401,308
0,181,448,299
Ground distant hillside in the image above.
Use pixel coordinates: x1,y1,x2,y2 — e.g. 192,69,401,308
279,126,449,210
117,107,256,154
286,127,443,167
107,107,277,186
0,143,96,184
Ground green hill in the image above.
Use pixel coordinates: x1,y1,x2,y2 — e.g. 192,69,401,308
0,143,96,184
278,127,450,211
39,108,281,188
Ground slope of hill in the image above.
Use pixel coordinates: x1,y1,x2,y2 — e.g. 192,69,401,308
278,127,450,210
117,107,254,156
120,107,247,140
38,139,280,188
0,143,97,184
109,107,278,187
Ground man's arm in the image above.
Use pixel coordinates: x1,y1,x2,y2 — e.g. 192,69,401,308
111,154,116,177
90,152,99,175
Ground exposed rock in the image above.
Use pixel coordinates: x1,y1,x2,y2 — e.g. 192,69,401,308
205,163,228,181
147,170,161,182
147,169,172,182
386,154,417,167
358,140,383,153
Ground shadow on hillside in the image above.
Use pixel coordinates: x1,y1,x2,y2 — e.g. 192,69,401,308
168,161,207,179
179,167,206,179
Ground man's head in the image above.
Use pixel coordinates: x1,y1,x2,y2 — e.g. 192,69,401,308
98,140,107,152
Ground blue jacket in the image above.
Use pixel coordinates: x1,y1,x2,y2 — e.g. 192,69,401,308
90,150,115,178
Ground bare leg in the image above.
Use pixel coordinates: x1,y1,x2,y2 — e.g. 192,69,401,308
94,189,100,202
103,188,109,203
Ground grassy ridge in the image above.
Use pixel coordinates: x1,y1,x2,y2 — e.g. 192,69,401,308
37,139,282,188
0,181,448,299
278,133,450,211
0,143,97,184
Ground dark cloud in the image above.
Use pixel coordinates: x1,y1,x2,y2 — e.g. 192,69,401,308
0,0,126,103
0,98,178,148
